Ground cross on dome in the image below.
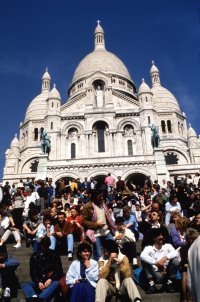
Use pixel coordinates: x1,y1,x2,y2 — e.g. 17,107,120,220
97,20,101,25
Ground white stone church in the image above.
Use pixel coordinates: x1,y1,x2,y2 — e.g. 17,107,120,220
3,22,200,186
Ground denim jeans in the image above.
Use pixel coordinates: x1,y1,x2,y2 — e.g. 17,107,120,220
94,232,114,260
22,280,59,302
66,234,74,253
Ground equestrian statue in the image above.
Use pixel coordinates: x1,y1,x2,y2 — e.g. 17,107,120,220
40,127,51,155
149,124,160,148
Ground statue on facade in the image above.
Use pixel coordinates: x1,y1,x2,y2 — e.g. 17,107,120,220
40,127,51,155
95,86,103,108
149,124,160,148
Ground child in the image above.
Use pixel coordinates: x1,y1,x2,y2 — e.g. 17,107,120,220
114,216,137,266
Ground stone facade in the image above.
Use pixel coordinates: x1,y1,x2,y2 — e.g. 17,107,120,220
3,23,200,186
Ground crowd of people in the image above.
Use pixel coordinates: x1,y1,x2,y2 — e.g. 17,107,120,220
0,172,200,301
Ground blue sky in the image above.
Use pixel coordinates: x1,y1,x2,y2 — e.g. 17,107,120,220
0,0,200,180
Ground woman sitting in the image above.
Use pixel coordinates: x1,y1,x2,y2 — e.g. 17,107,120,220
66,242,98,302
0,209,22,248
34,216,56,252
170,216,189,249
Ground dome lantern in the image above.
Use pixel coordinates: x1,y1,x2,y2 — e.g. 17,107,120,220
42,67,51,92
150,61,161,87
94,20,105,51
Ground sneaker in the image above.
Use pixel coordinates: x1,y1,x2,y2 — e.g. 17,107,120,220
3,287,10,298
145,284,159,294
68,252,73,261
13,243,21,248
164,283,176,293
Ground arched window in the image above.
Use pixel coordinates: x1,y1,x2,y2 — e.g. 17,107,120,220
167,120,172,133
71,143,76,159
161,120,166,133
34,128,38,141
93,121,108,153
51,122,53,130
127,140,133,156
97,128,105,152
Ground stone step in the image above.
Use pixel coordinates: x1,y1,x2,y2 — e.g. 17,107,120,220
5,243,180,302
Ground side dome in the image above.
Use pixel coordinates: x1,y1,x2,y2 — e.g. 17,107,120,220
72,50,131,84
188,124,197,138
11,134,20,148
151,86,180,111
49,84,61,99
25,90,49,121
138,78,151,94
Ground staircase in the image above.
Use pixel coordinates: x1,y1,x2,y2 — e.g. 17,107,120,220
6,242,180,302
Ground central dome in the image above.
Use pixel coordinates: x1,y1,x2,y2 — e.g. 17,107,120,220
71,22,132,85
72,49,131,84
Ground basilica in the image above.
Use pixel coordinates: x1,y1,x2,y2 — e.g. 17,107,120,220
3,22,200,186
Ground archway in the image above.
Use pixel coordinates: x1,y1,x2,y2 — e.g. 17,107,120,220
125,173,146,189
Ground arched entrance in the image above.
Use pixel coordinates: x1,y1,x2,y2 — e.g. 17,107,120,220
125,173,146,189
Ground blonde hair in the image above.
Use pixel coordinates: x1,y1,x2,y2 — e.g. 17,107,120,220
175,216,189,231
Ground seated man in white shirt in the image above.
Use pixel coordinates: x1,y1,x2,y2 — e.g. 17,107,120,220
140,228,179,294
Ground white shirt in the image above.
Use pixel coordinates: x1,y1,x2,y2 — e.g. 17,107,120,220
165,201,181,225
140,243,179,271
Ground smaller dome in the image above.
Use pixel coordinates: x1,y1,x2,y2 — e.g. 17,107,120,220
25,90,49,121
11,134,19,148
49,84,61,99
151,86,180,111
138,78,151,94
94,21,104,34
150,60,159,73
188,124,197,138
42,67,51,80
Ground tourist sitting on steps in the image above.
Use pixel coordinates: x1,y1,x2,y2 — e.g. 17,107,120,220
22,236,63,302
66,242,98,302
140,228,180,294
95,239,141,302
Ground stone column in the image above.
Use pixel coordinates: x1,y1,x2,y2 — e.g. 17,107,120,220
154,147,169,183
36,153,48,180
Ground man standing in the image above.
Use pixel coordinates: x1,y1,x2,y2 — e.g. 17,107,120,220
82,190,116,260
140,228,179,294
54,212,74,260
105,173,115,193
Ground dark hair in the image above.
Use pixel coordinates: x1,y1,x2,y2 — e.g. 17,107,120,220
115,216,125,225
77,242,92,260
150,228,163,239
40,236,51,250
57,211,66,217
102,239,119,254
28,208,39,219
90,190,103,201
